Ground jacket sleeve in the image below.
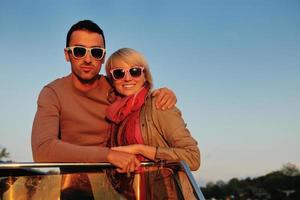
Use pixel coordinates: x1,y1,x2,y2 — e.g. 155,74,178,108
31,86,109,162
151,102,201,171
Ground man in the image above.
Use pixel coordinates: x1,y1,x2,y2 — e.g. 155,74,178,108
31,20,176,173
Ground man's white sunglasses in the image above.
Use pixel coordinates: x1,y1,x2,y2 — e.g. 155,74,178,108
66,46,106,60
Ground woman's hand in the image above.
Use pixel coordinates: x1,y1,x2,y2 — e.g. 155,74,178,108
106,150,140,173
112,144,156,160
111,144,140,155
152,87,177,110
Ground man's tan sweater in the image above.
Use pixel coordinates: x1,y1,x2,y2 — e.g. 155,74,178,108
31,74,112,162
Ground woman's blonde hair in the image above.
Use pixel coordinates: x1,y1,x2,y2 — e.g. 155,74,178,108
105,48,153,89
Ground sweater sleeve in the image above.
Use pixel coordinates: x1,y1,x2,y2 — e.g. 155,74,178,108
152,104,201,171
31,86,110,162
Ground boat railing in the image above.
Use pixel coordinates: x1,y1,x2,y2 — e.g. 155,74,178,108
0,161,205,200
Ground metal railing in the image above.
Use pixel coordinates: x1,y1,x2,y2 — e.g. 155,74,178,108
0,161,205,200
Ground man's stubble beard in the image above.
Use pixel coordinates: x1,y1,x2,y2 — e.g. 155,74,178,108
73,69,99,84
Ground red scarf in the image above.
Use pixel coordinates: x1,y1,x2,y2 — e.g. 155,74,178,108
106,86,149,149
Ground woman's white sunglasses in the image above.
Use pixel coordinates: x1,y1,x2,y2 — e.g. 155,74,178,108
110,67,144,80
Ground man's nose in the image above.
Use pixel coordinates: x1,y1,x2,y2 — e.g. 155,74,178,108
84,50,92,63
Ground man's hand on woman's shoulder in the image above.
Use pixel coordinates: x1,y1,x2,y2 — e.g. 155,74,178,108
152,87,177,110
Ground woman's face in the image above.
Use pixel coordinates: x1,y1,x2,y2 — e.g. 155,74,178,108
110,59,146,96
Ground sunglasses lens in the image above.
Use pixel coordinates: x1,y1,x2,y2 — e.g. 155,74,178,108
91,48,104,59
73,47,86,58
130,68,143,77
112,69,125,79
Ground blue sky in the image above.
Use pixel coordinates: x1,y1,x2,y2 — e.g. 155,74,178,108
0,0,299,185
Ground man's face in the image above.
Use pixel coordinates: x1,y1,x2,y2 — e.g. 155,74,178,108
64,30,105,83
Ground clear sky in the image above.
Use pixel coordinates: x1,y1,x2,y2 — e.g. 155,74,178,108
0,0,299,186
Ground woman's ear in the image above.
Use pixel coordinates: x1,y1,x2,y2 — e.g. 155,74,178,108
64,48,70,62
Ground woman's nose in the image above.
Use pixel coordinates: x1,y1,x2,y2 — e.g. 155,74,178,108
124,71,132,81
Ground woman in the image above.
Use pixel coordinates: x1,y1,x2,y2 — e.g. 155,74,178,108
105,48,200,199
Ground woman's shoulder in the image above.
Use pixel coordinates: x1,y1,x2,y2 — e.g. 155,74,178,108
145,96,182,118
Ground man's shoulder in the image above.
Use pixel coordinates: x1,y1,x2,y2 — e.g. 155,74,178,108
38,74,72,98
98,75,113,90
46,74,71,89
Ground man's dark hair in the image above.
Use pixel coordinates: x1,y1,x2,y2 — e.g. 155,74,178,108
66,20,106,48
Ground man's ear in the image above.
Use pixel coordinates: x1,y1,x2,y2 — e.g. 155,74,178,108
64,48,70,62
101,54,106,64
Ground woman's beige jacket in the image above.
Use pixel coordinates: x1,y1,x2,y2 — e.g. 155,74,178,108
140,96,200,171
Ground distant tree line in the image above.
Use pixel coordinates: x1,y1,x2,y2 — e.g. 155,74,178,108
201,163,300,200
0,148,11,162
